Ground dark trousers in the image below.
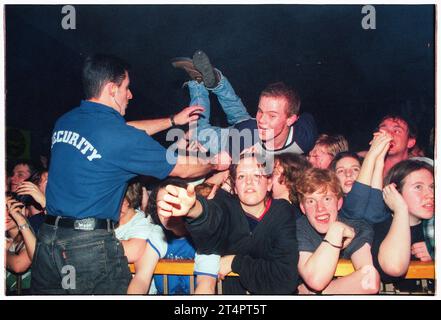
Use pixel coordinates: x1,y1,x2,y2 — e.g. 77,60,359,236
30,223,131,295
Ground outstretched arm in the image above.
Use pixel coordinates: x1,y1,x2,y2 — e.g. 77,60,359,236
127,105,204,136
157,184,203,219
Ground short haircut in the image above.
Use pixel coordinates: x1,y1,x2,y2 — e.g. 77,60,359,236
11,159,38,178
146,178,188,226
377,114,418,139
383,159,433,193
82,54,131,99
314,134,349,157
296,168,343,203
330,151,363,172
125,181,143,210
259,82,301,116
274,153,311,205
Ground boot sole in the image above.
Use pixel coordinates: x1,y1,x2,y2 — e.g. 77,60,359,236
193,51,217,88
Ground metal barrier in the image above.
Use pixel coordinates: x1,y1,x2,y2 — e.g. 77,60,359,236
129,259,435,294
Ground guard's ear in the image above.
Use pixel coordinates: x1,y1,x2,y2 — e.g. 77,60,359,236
105,82,117,97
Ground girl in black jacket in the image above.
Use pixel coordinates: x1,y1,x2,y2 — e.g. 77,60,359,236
157,154,299,294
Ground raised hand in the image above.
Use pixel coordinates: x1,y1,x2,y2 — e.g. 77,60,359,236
6,198,27,226
382,183,408,213
157,184,196,217
173,105,205,126
16,181,46,208
367,130,392,160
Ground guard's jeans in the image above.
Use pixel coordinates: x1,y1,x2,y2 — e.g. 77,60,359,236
30,223,131,295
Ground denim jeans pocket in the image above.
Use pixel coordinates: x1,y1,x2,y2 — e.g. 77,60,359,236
61,239,107,291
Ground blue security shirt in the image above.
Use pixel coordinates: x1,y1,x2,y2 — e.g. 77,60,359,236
46,100,174,221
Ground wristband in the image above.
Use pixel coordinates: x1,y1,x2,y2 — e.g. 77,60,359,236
170,114,176,126
18,223,31,231
322,238,343,249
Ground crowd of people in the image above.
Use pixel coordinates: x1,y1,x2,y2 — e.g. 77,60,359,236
5,50,434,295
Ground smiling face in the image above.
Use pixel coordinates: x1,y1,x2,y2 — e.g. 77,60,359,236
334,156,361,194
300,189,343,234
401,168,434,223
256,96,297,148
234,157,272,211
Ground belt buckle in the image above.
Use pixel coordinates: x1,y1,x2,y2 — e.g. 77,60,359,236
74,218,96,231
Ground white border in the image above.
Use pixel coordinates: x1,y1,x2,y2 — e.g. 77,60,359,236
1,0,439,302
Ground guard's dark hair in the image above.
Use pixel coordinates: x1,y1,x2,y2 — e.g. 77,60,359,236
82,54,131,99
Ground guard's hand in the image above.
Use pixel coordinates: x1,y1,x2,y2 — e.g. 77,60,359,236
173,106,205,126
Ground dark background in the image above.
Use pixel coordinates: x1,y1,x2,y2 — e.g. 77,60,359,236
5,4,435,164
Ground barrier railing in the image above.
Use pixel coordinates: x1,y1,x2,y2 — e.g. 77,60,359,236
129,259,435,294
